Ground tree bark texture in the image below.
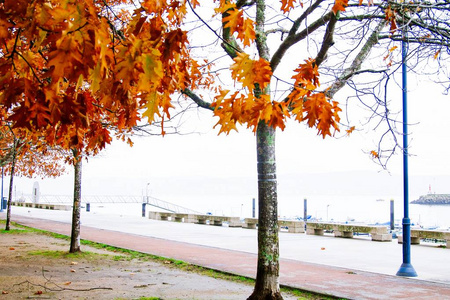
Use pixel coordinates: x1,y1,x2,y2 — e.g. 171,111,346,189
248,122,283,300
5,138,16,231
70,154,82,253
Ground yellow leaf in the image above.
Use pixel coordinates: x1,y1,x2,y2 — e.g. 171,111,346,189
434,50,441,60
89,63,101,92
76,74,84,90
230,52,254,89
141,51,164,85
142,91,161,124
230,53,272,90
389,46,398,52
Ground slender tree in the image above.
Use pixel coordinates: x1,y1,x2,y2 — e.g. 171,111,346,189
70,150,82,252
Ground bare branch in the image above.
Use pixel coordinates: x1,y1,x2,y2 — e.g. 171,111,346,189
326,20,387,98
271,11,333,72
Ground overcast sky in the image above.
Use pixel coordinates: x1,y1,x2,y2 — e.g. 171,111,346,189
7,76,449,204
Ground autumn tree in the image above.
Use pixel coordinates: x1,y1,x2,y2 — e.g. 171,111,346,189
0,122,66,230
1,0,450,298
181,1,450,299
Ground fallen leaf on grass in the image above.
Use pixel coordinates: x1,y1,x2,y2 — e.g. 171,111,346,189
70,261,78,265
9,247,15,250
70,269,76,273
64,282,72,285
35,291,43,295
2,291,8,295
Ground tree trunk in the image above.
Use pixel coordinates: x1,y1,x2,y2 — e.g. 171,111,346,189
248,121,283,300
5,138,17,231
70,153,82,253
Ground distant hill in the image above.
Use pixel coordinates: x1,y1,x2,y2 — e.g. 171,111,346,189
411,194,450,205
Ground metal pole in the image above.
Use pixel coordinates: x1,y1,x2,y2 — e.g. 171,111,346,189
396,28,417,277
1,167,3,212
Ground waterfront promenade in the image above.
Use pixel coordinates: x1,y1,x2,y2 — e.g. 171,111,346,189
2,206,450,299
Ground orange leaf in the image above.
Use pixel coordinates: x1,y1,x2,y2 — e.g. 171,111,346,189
303,93,340,138
370,150,379,158
281,0,297,13
385,6,397,33
346,126,355,136
253,58,273,89
332,0,348,14
222,5,242,31
292,58,319,88
236,18,255,47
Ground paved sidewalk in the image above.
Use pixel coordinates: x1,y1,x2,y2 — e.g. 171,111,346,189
2,210,450,300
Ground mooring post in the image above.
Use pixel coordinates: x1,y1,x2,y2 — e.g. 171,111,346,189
252,198,256,218
390,199,395,231
304,198,307,230
142,203,146,217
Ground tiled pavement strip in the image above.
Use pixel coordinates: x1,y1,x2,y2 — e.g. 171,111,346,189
2,208,450,300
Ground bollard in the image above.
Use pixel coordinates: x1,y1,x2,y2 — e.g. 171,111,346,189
142,203,146,217
304,198,307,230
252,198,256,218
303,198,307,221
390,199,395,231
86,203,90,212
1,197,6,212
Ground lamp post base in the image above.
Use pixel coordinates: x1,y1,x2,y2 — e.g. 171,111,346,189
396,263,418,277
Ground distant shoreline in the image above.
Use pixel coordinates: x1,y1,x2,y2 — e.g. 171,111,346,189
411,194,450,205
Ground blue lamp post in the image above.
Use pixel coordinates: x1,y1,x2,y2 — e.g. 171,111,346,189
396,27,418,277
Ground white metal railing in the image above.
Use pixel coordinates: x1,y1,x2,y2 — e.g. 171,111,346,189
17,194,201,215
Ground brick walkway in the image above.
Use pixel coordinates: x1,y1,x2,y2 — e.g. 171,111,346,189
6,214,450,300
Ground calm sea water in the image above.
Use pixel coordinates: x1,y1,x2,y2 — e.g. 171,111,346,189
82,194,450,229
